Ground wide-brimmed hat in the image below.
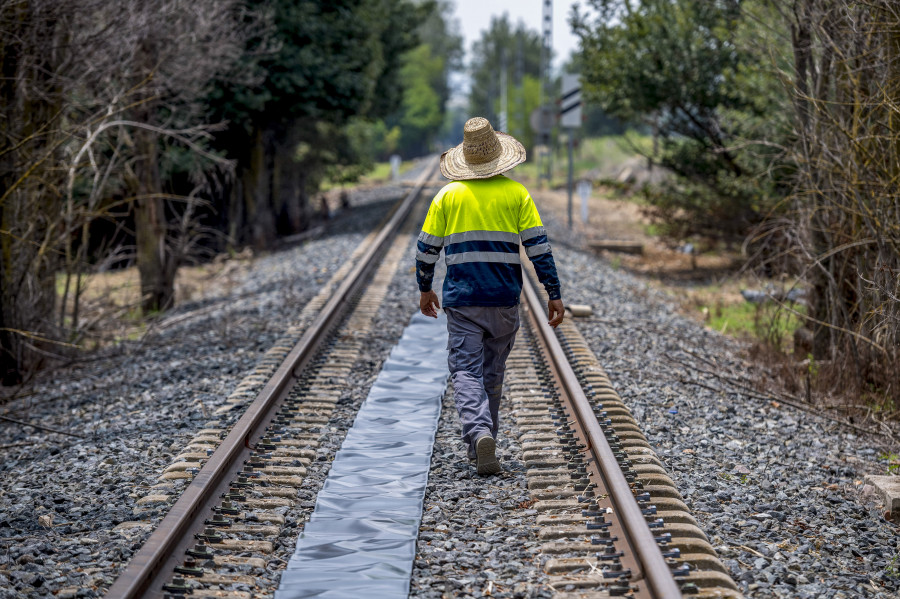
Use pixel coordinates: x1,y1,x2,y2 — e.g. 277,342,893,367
440,117,526,180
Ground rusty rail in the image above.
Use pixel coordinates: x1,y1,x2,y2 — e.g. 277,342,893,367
105,158,439,599
521,273,682,598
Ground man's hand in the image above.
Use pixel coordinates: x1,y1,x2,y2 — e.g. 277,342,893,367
420,290,440,318
548,299,564,328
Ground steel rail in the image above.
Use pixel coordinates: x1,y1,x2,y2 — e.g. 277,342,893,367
521,273,682,598
105,158,439,599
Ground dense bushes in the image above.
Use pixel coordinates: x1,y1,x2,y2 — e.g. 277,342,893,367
574,0,900,409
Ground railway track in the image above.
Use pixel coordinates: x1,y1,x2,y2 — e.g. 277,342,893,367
104,160,440,599
103,161,740,599
511,269,742,598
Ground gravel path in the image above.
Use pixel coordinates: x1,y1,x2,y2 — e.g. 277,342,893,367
539,208,900,598
3,163,897,599
408,382,550,599
0,183,413,599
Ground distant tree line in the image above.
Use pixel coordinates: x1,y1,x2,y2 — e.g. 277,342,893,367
573,0,900,406
0,0,460,384
466,15,544,150
464,15,626,167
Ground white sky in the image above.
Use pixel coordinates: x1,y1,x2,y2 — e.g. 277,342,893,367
450,0,584,71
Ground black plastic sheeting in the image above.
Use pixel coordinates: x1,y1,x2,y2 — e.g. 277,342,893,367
275,312,449,598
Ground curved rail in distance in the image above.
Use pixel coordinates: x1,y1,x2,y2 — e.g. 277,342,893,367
105,158,439,599
521,273,682,598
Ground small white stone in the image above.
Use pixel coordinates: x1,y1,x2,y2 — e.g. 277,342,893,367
568,304,593,317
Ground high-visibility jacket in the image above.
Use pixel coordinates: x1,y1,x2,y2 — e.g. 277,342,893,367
415,175,561,307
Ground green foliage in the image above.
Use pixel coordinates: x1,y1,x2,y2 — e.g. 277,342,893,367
559,53,627,137
501,75,542,151
387,0,462,158
395,44,445,156
203,0,430,219
693,295,805,348
706,301,758,338
573,0,791,240
579,135,650,173
582,105,628,137
806,354,819,378
368,120,402,160
753,302,806,352
718,472,751,485
410,0,463,119
359,157,413,184
880,453,900,475
307,0,463,168
574,0,743,125
276,0,424,123
208,0,426,146
322,118,403,185
468,14,544,140
887,553,900,578
321,119,377,185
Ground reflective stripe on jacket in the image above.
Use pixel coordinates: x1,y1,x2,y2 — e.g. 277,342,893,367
415,175,561,307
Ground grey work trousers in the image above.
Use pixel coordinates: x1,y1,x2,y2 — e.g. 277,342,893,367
444,305,520,455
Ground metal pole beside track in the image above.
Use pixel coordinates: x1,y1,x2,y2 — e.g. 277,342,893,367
521,274,682,599
105,158,439,599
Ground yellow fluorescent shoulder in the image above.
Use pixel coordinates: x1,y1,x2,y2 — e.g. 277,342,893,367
429,176,540,236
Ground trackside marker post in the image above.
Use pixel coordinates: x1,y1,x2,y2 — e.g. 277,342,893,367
560,74,581,230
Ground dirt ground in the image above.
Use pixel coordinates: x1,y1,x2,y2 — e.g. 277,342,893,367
529,185,748,316
531,183,900,432
57,249,255,349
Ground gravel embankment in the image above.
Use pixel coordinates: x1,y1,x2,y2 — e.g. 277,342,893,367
3,160,896,599
0,181,415,599
540,209,900,599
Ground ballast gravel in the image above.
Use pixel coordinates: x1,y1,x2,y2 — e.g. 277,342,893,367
2,163,898,599
540,208,900,599
408,383,550,599
0,182,414,599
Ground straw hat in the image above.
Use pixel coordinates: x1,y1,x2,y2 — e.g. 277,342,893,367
440,117,526,180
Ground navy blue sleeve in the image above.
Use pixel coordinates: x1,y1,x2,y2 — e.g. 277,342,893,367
530,252,561,300
415,234,443,292
520,226,561,300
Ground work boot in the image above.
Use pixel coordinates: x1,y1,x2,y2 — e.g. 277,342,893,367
475,435,501,475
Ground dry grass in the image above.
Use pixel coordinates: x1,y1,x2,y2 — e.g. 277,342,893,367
58,249,254,348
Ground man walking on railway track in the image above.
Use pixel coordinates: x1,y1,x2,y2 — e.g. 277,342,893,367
415,117,564,475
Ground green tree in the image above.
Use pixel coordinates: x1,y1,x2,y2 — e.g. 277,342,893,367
414,0,464,125
396,45,444,155
504,74,542,151
468,14,544,142
573,0,790,240
386,0,462,158
207,0,425,247
560,53,626,137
